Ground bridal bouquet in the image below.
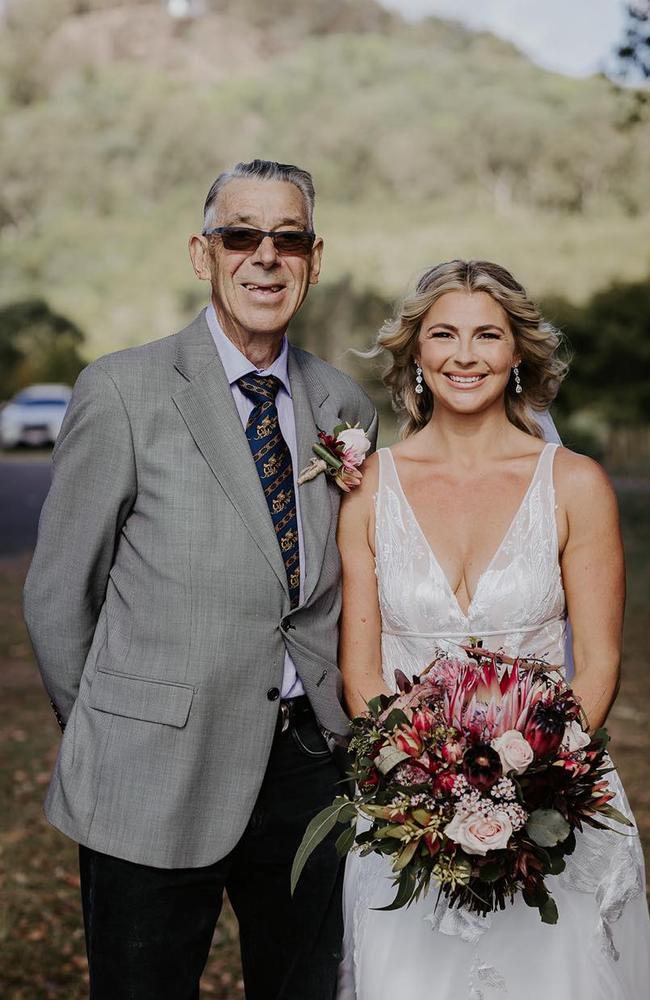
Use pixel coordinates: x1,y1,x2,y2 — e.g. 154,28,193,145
292,647,632,924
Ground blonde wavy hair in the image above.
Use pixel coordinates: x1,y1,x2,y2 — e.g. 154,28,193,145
374,259,569,438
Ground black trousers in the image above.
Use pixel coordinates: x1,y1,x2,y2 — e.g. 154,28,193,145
79,701,345,1000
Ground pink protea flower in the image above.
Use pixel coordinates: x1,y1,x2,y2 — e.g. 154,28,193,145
442,654,556,743
440,735,465,764
412,706,436,734
394,725,423,758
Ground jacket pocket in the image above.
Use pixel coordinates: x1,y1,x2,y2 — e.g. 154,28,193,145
88,668,194,728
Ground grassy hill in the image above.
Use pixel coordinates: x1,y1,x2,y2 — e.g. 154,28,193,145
0,0,649,360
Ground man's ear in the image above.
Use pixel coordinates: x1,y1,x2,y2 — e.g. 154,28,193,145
309,237,324,285
188,235,211,280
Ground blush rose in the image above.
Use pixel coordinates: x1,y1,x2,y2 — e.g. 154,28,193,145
444,810,513,856
337,426,371,468
491,729,535,775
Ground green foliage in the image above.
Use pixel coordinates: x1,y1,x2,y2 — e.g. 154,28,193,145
545,275,650,426
0,299,86,397
616,1,650,80
0,0,648,423
525,809,571,848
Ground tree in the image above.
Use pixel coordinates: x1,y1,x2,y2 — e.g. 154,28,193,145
544,276,650,427
616,1,650,79
0,299,86,398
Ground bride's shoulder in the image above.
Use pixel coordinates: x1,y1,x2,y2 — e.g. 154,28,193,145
553,447,618,516
341,450,381,509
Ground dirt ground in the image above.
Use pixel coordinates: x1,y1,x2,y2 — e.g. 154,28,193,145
1,486,648,999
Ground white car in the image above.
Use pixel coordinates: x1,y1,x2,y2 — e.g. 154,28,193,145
0,383,72,448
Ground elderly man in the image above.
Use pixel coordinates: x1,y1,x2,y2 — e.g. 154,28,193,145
24,159,377,1000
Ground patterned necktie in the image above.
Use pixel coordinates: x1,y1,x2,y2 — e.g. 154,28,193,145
236,374,300,609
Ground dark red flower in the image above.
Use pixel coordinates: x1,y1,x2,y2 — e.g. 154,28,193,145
318,431,339,453
463,743,502,791
525,702,565,758
433,770,457,795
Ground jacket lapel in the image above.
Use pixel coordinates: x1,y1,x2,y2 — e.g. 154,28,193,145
172,312,289,597
289,347,338,607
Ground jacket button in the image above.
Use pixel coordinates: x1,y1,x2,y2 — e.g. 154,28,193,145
267,687,280,701
281,618,295,631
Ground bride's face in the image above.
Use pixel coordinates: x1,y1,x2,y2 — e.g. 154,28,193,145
415,290,520,416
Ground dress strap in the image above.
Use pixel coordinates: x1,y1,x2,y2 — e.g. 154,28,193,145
537,441,559,480
376,448,398,487
375,448,399,516
536,442,560,523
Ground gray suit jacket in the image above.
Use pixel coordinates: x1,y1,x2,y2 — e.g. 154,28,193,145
24,310,377,868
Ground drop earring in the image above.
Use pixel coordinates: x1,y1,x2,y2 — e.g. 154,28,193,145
414,363,424,395
512,365,522,394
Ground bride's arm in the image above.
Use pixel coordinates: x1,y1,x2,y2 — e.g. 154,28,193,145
337,453,390,717
556,449,625,731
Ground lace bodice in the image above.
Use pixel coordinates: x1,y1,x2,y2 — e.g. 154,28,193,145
375,444,566,688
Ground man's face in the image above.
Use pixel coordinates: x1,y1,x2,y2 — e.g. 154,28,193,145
190,177,322,345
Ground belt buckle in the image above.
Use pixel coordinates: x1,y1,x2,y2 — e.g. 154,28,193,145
279,701,290,733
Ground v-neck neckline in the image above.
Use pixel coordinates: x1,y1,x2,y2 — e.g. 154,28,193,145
385,444,551,620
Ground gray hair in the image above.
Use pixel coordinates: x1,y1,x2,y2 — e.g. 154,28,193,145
203,159,316,230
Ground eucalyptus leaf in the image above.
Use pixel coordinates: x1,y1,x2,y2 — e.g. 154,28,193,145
360,804,399,821
558,829,577,856
335,824,357,857
392,839,419,872
526,808,571,847
366,695,384,718
540,895,559,924
547,854,567,875
375,824,410,839
597,803,634,828
479,861,506,882
374,870,417,911
291,799,350,895
382,708,410,731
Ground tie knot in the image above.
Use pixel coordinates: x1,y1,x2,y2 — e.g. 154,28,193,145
237,373,282,406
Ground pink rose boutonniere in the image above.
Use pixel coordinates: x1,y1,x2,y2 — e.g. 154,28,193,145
297,423,371,493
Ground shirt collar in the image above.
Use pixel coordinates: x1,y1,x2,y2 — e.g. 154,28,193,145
205,303,291,397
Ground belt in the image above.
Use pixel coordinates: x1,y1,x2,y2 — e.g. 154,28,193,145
276,695,314,734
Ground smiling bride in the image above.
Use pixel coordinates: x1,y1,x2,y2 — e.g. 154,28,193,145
336,260,650,999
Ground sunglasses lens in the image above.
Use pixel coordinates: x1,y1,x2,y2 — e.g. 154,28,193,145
273,232,315,254
220,229,262,251
217,228,315,254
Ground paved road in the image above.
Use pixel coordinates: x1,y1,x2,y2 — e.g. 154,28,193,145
0,453,52,556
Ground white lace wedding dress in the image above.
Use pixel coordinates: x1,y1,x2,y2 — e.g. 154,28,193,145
338,444,650,999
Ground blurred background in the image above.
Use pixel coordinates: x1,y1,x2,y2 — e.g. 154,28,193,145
0,1,648,996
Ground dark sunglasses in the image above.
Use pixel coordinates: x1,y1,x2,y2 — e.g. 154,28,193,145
202,226,316,255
